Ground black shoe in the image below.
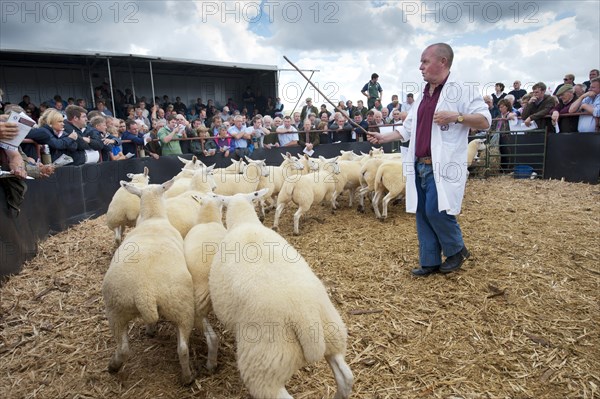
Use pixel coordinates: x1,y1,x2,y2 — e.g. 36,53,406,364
411,265,440,276
440,246,470,273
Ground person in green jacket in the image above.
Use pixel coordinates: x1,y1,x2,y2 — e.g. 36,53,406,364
158,115,185,156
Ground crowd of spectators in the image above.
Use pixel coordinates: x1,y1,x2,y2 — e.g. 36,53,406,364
1,69,599,184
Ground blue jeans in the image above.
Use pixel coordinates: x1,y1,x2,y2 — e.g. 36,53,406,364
415,162,464,267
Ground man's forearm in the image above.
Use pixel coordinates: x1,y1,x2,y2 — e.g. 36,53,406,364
382,129,404,143
463,113,490,130
569,97,584,113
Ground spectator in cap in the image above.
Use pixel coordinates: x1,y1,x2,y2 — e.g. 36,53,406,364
300,97,318,121
550,84,579,133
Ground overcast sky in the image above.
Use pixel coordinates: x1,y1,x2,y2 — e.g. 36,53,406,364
1,0,598,110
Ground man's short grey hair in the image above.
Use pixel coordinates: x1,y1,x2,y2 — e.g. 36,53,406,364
429,43,454,68
263,115,273,123
505,94,515,103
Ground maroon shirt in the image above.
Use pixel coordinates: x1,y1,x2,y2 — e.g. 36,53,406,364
415,76,448,158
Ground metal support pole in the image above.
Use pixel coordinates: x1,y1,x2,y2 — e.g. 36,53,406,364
129,61,136,105
290,71,315,116
149,60,156,106
87,58,95,108
107,58,116,116
283,55,368,136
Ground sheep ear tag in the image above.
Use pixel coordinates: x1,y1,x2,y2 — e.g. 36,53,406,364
440,124,449,131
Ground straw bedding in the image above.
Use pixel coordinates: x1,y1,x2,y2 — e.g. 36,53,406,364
1,176,599,399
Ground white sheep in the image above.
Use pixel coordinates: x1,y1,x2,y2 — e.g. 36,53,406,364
295,153,320,174
209,190,353,399
334,159,363,208
256,153,305,218
213,159,270,196
166,165,217,238
358,147,385,165
357,156,387,213
165,156,206,198
182,195,224,373
213,158,246,175
372,159,406,220
105,166,150,244
273,157,343,235
338,149,359,161
467,138,487,167
102,179,196,385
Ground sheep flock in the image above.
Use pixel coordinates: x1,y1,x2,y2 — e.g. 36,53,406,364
101,146,483,398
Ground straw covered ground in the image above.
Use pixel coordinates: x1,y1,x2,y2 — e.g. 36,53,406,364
1,176,599,399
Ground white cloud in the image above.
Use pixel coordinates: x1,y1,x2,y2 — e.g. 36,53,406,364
0,0,598,109
129,45,150,55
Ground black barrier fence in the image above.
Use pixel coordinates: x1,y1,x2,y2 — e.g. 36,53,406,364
1,135,598,279
467,131,600,182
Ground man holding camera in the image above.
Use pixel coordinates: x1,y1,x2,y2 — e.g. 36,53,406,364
158,115,186,156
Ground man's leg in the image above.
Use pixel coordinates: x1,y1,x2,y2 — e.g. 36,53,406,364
422,176,469,273
412,163,442,276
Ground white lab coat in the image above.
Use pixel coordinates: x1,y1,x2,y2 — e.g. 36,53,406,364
399,76,491,215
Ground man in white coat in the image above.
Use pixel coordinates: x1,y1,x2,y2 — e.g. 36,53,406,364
368,43,491,276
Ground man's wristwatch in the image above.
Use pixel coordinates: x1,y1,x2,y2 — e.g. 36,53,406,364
456,113,464,124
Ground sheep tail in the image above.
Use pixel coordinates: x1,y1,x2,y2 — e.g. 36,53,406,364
195,289,211,318
280,180,295,202
374,164,385,192
291,312,326,364
135,292,160,325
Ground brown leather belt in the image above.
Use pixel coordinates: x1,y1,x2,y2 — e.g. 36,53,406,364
416,156,432,165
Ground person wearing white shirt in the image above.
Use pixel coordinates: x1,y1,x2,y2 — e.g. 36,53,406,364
402,93,415,113
276,116,299,147
569,77,600,133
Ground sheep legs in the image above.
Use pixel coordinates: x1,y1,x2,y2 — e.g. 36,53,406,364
202,317,219,373
114,226,123,245
276,388,293,399
272,203,285,231
326,353,354,399
177,325,194,385
145,323,157,337
258,200,267,222
108,318,130,373
382,192,402,219
347,188,355,208
357,192,365,212
372,191,383,219
293,206,309,235
331,191,339,212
